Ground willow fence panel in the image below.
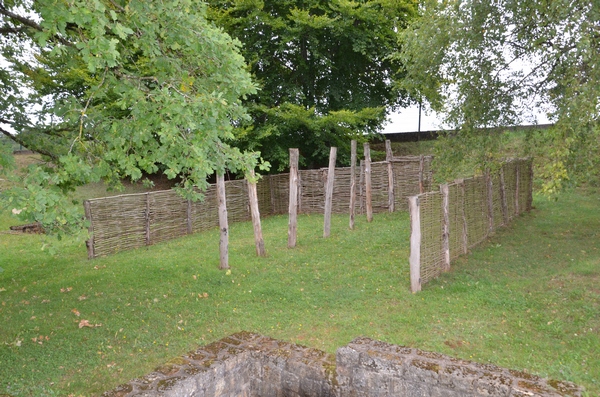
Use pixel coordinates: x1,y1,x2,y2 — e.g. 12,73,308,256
408,158,534,292
447,182,466,262
190,184,219,233
416,191,445,285
84,156,432,258
299,169,325,213
392,157,433,211
148,190,188,245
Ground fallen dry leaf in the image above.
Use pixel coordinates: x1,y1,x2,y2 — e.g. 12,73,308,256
31,335,49,345
198,292,209,298
78,295,87,301
71,309,80,316
78,319,102,328
60,287,73,293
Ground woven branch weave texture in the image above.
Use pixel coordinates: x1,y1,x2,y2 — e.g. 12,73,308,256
412,159,533,289
85,157,432,258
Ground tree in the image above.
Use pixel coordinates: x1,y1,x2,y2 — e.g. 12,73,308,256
0,0,258,234
398,0,600,192
206,0,417,171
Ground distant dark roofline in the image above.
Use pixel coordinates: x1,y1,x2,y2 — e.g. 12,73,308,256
378,123,554,142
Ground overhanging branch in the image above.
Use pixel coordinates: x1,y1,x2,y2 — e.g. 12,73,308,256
0,4,72,46
0,126,59,161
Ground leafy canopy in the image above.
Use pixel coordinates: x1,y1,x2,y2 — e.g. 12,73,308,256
207,0,417,170
399,0,600,192
0,0,258,234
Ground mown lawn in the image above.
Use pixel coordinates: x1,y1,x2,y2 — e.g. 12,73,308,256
0,189,598,396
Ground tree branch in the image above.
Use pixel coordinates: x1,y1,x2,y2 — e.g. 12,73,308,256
0,25,28,35
0,126,59,161
0,4,72,46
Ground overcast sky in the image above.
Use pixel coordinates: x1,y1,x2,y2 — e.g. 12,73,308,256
382,104,552,134
382,105,443,134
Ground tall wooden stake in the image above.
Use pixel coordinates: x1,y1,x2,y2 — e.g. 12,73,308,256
186,199,193,234
486,170,494,236
247,170,266,256
459,179,468,254
359,160,365,215
515,162,520,215
217,173,229,270
526,159,534,211
441,184,450,272
145,192,151,245
288,148,299,248
83,200,95,259
323,147,337,238
386,140,395,212
419,154,425,194
408,195,422,293
349,140,357,229
499,166,509,226
364,142,373,222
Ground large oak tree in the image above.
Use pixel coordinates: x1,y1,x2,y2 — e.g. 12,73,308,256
207,0,417,170
0,0,257,234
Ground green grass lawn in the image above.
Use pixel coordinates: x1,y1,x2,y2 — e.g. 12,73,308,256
1,189,599,396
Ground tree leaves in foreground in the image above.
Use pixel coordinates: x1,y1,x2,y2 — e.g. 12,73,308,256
399,0,600,192
0,0,257,235
207,0,417,171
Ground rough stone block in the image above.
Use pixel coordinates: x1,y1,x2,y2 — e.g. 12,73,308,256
103,332,583,397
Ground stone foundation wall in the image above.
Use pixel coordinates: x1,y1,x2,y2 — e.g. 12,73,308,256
103,332,582,397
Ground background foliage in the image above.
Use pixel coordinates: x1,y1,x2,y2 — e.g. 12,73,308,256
207,0,417,170
399,0,600,192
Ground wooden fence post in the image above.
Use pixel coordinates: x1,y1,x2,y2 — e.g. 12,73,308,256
441,184,450,272
269,175,276,215
499,166,509,226
145,192,151,245
486,170,494,235
359,160,365,215
217,173,229,270
288,148,299,248
83,200,95,259
458,179,468,254
364,142,373,222
386,140,395,212
527,158,534,211
349,140,357,229
247,170,266,257
419,155,425,194
186,199,193,234
515,161,520,215
323,147,337,238
408,195,422,293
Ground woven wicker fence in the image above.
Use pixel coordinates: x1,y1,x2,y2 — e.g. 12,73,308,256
408,158,534,292
84,156,433,258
